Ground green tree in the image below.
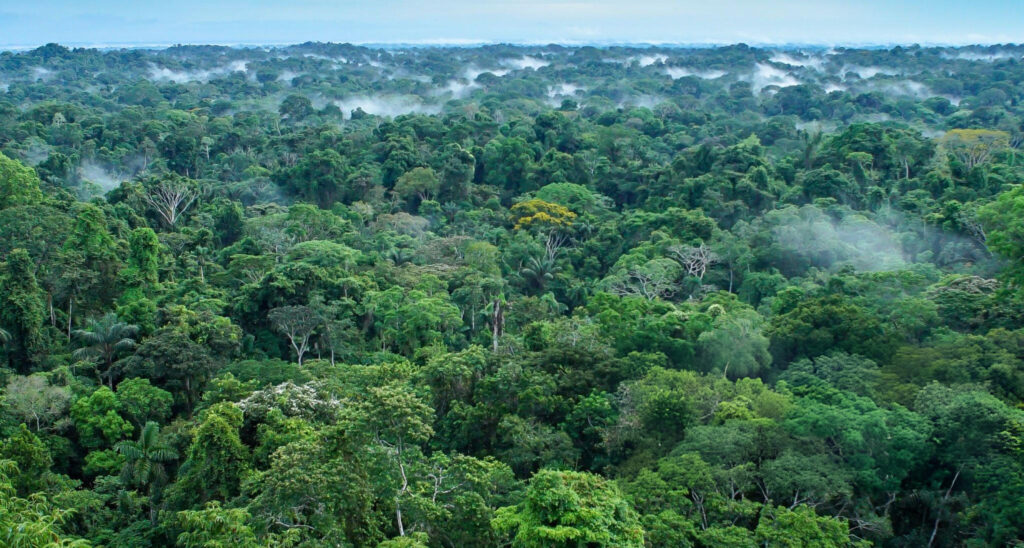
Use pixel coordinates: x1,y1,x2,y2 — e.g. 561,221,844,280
121,227,161,287
171,403,250,506
176,502,261,548
115,421,177,523
247,431,385,546
394,166,441,203
116,378,173,427
768,294,891,364
755,505,863,547
697,307,771,378
0,424,52,495
493,469,644,547
0,460,89,547
979,185,1024,284
349,383,434,537
70,386,134,450
940,129,1010,170
0,248,45,372
72,313,139,388
0,152,43,209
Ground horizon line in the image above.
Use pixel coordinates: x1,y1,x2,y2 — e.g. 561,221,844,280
2,39,1023,53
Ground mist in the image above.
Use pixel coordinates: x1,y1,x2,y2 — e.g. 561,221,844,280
32,67,54,81
277,69,303,83
637,54,668,67
504,56,549,70
148,60,249,83
621,94,666,109
664,66,727,79
945,50,1021,62
769,52,825,71
436,66,510,98
21,140,52,165
333,95,441,119
769,205,905,272
78,161,124,192
745,63,801,92
840,65,898,79
869,80,932,99
547,83,584,98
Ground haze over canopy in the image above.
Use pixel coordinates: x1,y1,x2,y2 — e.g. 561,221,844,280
0,0,1021,49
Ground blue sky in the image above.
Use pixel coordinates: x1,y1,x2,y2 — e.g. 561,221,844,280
0,0,1021,49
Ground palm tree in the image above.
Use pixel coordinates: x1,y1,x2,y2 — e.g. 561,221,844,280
116,421,177,524
519,255,559,294
72,313,139,388
0,327,9,345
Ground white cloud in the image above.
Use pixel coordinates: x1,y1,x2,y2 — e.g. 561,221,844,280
503,56,550,70
769,51,825,71
840,65,898,79
637,53,668,66
547,83,584,97
744,63,801,92
333,95,441,119
664,66,727,79
147,61,248,83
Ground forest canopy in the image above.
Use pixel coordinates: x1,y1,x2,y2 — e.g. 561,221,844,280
1,41,1024,546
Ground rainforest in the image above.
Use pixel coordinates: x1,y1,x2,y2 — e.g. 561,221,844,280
0,41,1024,546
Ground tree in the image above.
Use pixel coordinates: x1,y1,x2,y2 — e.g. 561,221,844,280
115,421,177,523
126,327,219,411
279,94,314,122
116,378,173,427
142,175,200,228
121,227,161,288
755,505,862,548
0,460,88,547
768,294,891,364
3,374,72,431
280,149,349,207
511,199,577,260
394,167,441,203
779,352,880,398
0,152,43,209
940,129,1010,170
0,248,45,372
604,258,681,301
171,403,250,506
670,243,719,284
247,430,385,545
268,305,321,365
493,469,644,547
69,386,133,451
0,424,52,495
176,502,262,548
349,383,435,538
73,313,139,388
979,185,1024,284
482,137,535,195
697,308,771,378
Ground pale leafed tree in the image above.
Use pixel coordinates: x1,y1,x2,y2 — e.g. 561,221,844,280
669,243,719,283
143,177,200,227
4,374,72,431
268,305,321,365
605,258,682,301
940,129,1011,170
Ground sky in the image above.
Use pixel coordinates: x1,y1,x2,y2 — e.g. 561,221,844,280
0,0,1021,49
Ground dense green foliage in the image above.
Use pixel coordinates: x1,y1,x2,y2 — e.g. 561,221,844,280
1,41,1024,546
